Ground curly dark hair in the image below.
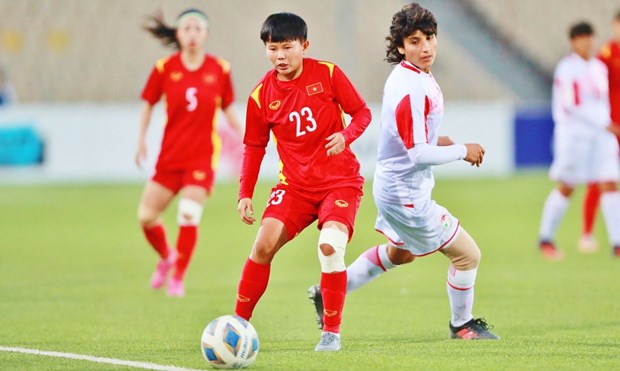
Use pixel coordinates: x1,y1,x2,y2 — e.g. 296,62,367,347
385,2,437,64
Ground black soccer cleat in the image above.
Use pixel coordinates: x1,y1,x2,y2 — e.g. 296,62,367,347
307,284,324,330
449,318,500,340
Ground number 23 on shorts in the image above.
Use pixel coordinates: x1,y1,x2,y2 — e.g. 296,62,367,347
267,189,286,206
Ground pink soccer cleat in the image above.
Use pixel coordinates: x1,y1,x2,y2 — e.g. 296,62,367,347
167,277,185,297
539,241,565,261
150,250,176,289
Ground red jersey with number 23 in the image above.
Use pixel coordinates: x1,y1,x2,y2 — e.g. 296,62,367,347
239,58,371,199
141,52,234,172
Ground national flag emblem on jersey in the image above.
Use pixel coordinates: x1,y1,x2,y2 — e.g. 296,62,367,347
306,82,323,96
203,74,216,84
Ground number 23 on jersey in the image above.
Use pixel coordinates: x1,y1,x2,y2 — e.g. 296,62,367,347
289,107,317,137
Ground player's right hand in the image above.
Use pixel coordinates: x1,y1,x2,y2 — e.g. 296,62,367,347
463,143,485,167
238,198,256,225
135,141,147,168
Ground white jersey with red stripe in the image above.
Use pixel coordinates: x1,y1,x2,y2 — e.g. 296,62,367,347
373,60,445,207
552,53,610,138
550,53,619,185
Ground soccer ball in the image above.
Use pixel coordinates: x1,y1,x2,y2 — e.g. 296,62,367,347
200,315,259,369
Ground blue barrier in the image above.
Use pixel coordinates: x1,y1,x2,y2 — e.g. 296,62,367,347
514,105,554,168
0,125,44,166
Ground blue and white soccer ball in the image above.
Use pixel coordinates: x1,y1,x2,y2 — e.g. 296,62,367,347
201,315,259,369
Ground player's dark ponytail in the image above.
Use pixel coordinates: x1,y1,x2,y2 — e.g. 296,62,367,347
144,11,179,49
144,9,209,50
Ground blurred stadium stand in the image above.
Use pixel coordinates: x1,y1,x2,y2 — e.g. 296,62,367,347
0,0,618,181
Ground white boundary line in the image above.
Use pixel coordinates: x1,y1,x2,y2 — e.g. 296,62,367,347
0,346,205,371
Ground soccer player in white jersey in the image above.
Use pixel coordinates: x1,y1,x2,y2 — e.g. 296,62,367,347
538,22,620,260
309,2,499,340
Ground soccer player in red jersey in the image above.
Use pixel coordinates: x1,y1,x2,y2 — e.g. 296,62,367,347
136,9,242,296
234,13,372,351
580,10,620,255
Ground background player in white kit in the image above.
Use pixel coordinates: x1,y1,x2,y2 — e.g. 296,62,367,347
538,22,620,260
309,2,499,340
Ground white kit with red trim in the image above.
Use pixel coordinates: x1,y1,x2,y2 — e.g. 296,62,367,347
371,60,464,256
550,53,619,185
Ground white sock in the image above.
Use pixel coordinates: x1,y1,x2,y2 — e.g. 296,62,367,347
539,189,570,241
600,191,620,246
447,266,477,327
346,244,396,293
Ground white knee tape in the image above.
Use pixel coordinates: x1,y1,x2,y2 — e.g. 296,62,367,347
447,266,477,290
177,198,203,226
317,227,348,273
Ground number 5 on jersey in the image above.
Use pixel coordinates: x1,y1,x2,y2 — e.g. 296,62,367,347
290,107,317,137
267,189,286,206
186,87,198,112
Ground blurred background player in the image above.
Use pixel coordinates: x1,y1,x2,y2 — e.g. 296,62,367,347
234,13,371,352
136,8,242,296
580,10,620,253
0,64,17,107
309,2,499,340
539,21,620,260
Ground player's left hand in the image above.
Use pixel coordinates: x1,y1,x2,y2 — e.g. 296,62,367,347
325,132,346,156
437,136,455,146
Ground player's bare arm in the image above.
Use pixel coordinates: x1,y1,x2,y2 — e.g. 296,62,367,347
237,198,255,225
224,106,244,137
437,136,455,146
464,143,485,167
135,102,154,168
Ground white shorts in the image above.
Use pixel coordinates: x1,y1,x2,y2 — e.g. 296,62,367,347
374,198,461,256
550,130,620,185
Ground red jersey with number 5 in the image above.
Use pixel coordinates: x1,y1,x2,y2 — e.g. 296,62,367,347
141,52,234,171
239,58,372,199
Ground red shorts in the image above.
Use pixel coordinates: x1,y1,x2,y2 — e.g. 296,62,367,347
262,184,363,241
152,168,214,195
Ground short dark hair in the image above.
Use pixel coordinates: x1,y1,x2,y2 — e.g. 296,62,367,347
260,12,307,43
385,2,437,64
569,21,594,39
615,9,620,21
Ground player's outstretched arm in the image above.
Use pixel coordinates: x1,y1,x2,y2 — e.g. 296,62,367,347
237,198,255,225
135,102,154,168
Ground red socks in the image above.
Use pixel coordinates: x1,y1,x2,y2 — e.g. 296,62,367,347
235,258,271,321
173,225,198,280
142,224,170,259
583,183,601,235
321,271,347,334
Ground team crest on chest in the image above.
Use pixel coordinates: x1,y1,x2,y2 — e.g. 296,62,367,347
306,82,323,96
268,100,281,110
170,71,183,81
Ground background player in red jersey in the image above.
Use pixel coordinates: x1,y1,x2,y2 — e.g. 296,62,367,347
580,10,620,254
137,9,242,296
234,13,372,352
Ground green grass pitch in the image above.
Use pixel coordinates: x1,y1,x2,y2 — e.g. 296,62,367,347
1,174,619,370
